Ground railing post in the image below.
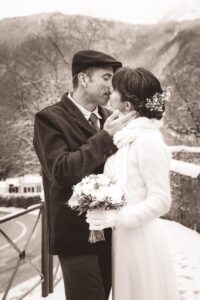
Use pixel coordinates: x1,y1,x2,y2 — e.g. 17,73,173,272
41,203,49,297
49,255,54,293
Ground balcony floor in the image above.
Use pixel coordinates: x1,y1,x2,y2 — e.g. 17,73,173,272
1,219,200,300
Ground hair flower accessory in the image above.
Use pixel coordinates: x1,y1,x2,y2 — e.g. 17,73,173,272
145,87,171,112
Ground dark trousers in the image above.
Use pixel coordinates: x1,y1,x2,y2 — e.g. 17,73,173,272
58,251,111,300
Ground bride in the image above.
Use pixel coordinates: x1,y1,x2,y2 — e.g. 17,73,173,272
87,67,180,300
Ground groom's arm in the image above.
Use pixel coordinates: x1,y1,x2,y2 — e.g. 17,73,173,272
33,110,115,189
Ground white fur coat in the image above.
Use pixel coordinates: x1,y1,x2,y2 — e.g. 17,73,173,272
104,117,172,228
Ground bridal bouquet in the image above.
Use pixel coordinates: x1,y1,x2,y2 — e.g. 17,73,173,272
67,174,126,243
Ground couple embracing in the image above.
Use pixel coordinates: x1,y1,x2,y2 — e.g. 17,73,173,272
33,50,179,300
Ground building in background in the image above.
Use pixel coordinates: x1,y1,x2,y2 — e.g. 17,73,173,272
0,175,43,194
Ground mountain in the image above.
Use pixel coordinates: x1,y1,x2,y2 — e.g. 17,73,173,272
0,13,199,178
161,0,200,22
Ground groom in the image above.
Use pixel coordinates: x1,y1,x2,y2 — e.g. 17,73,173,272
33,50,134,300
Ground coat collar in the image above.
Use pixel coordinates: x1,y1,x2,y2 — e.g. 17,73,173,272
68,92,102,121
61,92,110,134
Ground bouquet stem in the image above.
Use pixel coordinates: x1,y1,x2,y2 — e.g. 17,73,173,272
88,230,105,243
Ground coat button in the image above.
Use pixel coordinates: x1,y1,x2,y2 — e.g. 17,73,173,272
103,154,107,160
109,149,114,155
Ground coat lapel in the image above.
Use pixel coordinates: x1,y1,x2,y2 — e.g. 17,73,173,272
61,93,95,135
61,93,111,134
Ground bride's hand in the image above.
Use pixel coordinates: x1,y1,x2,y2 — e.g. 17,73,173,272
86,209,118,230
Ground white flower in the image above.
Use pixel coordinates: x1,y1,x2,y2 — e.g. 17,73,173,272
107,184,124,204
95,187,107,202
96,174,111,186
81,177,91,185
145,87,171,112
73,184,83,195
68,196,79,207
82,185,94,196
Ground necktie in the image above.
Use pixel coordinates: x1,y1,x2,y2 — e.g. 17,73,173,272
89,113,99,131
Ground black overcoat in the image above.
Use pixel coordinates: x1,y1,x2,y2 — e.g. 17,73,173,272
33,93,116,255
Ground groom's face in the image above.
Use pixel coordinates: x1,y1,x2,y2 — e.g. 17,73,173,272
85,67,114,106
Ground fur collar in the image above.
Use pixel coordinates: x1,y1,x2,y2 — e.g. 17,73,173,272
113,117,163,148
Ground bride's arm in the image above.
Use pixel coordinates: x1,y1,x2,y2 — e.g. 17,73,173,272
118,133,171,228
86,133,172,231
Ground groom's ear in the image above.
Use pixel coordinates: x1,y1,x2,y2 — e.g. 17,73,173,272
78,73,89,88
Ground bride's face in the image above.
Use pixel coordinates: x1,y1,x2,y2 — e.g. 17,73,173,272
109,90,126,112
109,90,134,114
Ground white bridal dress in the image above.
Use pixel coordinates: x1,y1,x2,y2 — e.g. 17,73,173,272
104,117,180,300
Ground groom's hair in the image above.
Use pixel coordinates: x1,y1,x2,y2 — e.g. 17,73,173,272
112,67,164,120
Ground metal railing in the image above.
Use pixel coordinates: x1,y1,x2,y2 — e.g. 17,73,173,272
0,202,55,299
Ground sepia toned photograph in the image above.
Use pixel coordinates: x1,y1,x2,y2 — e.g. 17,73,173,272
0,0,200,299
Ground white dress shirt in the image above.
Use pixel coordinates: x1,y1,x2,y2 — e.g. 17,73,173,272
68,92,102,129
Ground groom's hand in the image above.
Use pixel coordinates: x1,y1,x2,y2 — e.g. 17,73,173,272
86,210,118,230
103,110,137,136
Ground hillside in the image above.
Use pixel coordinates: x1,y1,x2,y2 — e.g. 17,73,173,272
0,13,199,177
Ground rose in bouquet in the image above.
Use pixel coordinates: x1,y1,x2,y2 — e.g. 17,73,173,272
67,174,126,243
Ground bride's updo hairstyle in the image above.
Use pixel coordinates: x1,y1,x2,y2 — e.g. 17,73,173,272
112,67,165,120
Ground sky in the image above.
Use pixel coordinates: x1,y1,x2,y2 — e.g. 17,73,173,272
0,0,199,24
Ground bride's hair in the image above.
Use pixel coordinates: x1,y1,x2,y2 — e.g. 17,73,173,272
112,67,165,120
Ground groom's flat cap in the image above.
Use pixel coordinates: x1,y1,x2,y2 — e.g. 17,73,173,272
72,50,122,76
